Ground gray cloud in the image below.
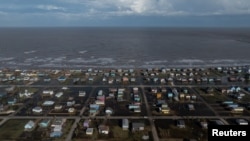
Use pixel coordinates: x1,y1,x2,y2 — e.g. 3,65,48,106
0,0,250,26
60,0,250,16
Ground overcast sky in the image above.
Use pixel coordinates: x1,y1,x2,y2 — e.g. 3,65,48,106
0,0,250,27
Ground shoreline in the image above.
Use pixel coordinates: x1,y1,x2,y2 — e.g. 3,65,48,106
1,63,249,71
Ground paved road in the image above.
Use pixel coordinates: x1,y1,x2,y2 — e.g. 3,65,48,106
141,84,159,141
2,115,250,120
1,84,250,88
65,86,96,141
189,87,229,125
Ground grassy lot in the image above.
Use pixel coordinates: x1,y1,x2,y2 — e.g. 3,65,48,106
155,119,207,141
194,87,230,104
73,119,152,141
0,119,29,140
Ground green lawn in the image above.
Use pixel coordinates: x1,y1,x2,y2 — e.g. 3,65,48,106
0,119,29,140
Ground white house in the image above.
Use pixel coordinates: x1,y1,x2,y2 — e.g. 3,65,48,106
105,107,113,115
19,89,34,98
55,92,63,98
122,119,129,130
98,125,109,134
42,90,54,95
24,120,35,130
68,108,75,113
79,91,86,97
42,100,55,106
51,118,66,127
54,105,63,110
236,119,248,125
86,128,94,135
32,106,43,113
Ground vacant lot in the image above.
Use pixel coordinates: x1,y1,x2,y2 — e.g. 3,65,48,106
155,119,208,141
0,119,29,140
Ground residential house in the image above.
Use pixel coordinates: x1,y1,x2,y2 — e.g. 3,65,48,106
86,128,94,135
117,88,125,101
79,91,86,97
102,77,107,82
19,89,33,98
55,92,63,98
0,104,5,112
161,88,167,93
42,90,54,97
132,122,144,132
39,119,51,128
187,104,195,111
156,93,162,99
176,120,185,128
97,90,104,96
134,107,141,113
51,118,66,127
105,107,113,115
32,106,43,114
167,92,173,99
50,131,62,138
88,77,94,82
68,108,75,113
130,78,136,83
7,98,16,105
199,121,208,129
122,119,129,130
42,100,55,106
95,95,105,105
89,104,100,115
98,125,109,134
24,120,35,130
109,88,117,93
128,104,140,112
57,76,67,82
235,119,248,125
230,107,244,113
73,78,80,84
161,104,170,114
83,119,90,128
67,100,75,107
108,78,114,84
43,77,51,82
54,105,63,111
122,77,129,83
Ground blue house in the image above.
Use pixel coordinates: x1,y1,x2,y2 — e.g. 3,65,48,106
57,76,66,82
89,104,100,114
39,119,51,128
167,92,173,98
50,131,62,138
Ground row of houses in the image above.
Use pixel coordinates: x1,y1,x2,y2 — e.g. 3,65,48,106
23,118,66,138
84,119,145,136
128,87,142,113
221,101,245,113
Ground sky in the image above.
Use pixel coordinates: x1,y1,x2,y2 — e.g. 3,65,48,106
0,0,250,27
